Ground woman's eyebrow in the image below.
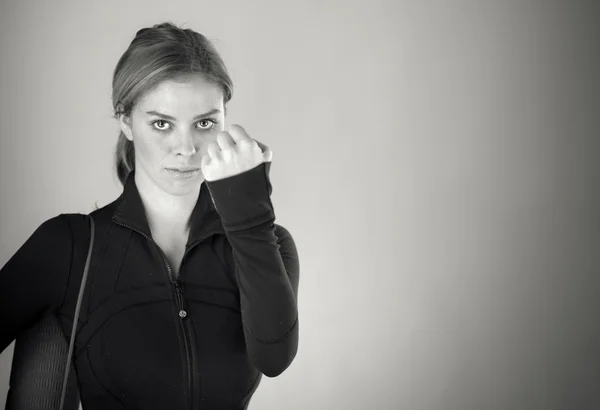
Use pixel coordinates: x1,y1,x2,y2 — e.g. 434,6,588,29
145,108,221,121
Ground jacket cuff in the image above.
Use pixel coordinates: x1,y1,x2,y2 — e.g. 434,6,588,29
205,162,275,231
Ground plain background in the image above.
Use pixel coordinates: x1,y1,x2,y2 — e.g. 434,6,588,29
1,1,599,409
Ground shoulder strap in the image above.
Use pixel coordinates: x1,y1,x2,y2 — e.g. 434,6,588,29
59,214,95,410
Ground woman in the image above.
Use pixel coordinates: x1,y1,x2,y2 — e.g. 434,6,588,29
0,22,300,410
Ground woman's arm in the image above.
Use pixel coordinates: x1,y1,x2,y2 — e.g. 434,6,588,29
206,162,299,378
0,215,74,353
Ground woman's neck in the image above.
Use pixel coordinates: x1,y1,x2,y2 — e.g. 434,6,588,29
134,170,201,233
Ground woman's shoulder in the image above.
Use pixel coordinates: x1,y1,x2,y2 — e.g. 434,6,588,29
35,212,89,236
45,201,118,232
0,214,87,304
34,197,121,248
27,213,95,255
30,214,74,242
274,223,295,243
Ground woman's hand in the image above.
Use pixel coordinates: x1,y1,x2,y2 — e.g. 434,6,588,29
201,124,273,182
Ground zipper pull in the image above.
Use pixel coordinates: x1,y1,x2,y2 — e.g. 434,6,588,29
174,280,188,319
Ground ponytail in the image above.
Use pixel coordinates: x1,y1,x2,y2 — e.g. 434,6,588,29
115,130,135,186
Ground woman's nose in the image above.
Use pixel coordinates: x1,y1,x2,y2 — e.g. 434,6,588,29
173,133,197,156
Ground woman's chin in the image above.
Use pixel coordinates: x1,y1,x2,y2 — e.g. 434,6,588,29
162,176,204,196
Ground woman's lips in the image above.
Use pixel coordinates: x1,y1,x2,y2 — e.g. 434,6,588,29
165,167,200,178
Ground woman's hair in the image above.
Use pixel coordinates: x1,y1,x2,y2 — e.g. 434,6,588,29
112,22,233,186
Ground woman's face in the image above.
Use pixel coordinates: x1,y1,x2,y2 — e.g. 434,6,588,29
119,75,225,196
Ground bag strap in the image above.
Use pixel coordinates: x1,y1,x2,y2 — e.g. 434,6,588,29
59,214,95,410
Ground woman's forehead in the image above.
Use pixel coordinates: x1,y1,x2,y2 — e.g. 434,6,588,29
136,77,224,114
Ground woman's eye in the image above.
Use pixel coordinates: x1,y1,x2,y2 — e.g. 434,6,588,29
197,119,217,130
153,120,171,130
151,119,216,131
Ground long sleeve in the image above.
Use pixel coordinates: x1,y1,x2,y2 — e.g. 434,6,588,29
0,215,74,354
205,162,299,378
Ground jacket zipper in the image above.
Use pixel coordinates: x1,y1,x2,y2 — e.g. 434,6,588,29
174,234,220,410
114,221,202,410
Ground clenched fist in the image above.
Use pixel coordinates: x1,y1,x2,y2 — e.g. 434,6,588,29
201,124,273,182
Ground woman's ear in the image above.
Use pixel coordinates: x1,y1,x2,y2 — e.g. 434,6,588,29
117,105,134,142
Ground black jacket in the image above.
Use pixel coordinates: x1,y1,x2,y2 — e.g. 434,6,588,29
0,162,300,410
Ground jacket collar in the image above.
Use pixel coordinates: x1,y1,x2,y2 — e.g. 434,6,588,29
112,171,225,246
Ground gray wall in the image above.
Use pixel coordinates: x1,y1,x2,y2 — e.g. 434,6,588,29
1,1,599,409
